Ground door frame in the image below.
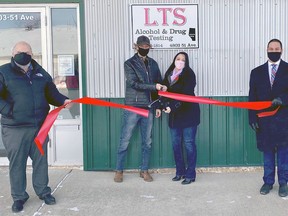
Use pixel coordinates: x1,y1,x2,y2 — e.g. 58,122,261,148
45,4,83,165
0,3,84,166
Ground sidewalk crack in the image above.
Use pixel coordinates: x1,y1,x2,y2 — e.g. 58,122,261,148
32,169,73,216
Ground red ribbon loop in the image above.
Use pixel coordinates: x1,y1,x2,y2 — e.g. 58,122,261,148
35,93,276,156
34,97,149,155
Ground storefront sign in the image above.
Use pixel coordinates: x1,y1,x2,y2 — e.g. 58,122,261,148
131,4,199,49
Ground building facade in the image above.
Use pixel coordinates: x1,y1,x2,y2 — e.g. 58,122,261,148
1,0,287,170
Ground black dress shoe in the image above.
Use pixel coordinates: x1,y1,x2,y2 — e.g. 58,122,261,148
181,178,195,185
39,194,56,205
260,184,273,195
172,175,185,181
12,197,29,213
279,184,288,197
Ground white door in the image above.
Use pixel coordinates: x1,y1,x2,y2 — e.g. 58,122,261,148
47,7,83,166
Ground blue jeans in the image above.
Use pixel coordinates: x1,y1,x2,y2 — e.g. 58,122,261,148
170,126,197,180
116,109,153,171
263,145,288,185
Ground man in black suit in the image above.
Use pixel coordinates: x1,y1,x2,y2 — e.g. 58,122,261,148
249,38,288,197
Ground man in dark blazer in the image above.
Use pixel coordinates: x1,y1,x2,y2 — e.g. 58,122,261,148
249,38,288,197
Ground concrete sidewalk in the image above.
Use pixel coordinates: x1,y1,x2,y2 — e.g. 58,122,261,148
1,166,288,216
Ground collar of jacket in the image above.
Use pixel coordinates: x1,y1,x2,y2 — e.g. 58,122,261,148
11,58,38,75
135,53,150,62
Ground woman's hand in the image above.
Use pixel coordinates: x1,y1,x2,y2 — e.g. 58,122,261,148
163,107,171,113
155,109,162,118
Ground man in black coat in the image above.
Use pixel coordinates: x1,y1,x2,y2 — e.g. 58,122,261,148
0,41,72,212
249,38,288,197
113,35,167,183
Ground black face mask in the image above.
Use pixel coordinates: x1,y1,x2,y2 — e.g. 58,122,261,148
138,47,149,57
268,52,281,62
14,52,32,66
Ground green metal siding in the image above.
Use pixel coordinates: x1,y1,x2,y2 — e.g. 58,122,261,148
83,96,263,171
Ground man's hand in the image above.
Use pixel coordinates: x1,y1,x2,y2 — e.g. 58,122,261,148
163,107,171,114
250,122,259,132
155,109,161,118
156,83,167,91
156,83,162,90
64,99,73,109
271,97,282,107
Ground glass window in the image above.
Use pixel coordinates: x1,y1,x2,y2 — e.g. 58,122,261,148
0,11,43,66
51,8,80,119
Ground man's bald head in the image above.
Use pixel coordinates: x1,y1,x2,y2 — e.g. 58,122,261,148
12,41,33,57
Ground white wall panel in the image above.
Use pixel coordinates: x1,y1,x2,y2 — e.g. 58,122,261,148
85,0,288,97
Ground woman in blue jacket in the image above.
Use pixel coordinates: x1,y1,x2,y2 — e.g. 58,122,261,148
162,52,200,185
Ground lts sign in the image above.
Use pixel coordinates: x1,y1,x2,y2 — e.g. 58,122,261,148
131,4,199,49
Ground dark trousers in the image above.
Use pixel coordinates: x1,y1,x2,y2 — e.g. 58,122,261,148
170,126,198,180
2,126,51,201
263,145,288,186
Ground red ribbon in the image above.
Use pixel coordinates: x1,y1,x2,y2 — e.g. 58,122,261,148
34,97,149,155
158,91,276,116
257,106,280,117
158,91,272,110
35,93,277,155
34,106,64,155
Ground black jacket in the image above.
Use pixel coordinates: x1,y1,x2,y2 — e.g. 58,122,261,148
162,52,200,128
124,54,162,108
0,58,68,127
249,60,288,151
